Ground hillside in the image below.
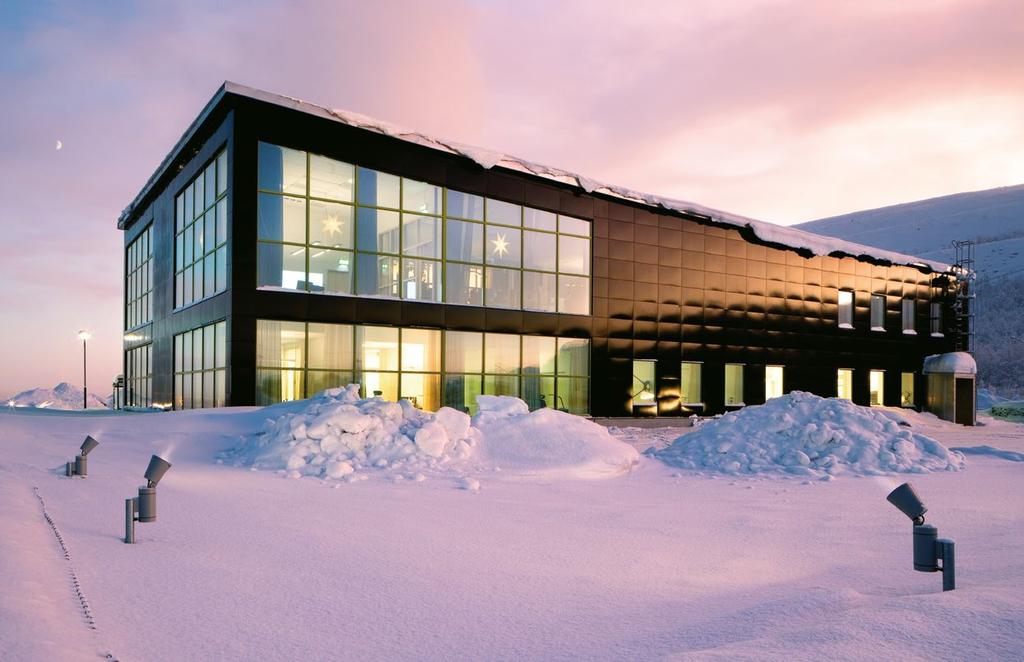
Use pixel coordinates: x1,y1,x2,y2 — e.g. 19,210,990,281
5,382,109,410
798,184,1024,397
797,183,1024,280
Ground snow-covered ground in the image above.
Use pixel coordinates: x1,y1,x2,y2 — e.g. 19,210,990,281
4,383,109,410
1,401,1023,660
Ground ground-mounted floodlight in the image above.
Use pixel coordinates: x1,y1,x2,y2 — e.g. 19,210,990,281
887,482,956,591
65,435,99,477
124,454,172,544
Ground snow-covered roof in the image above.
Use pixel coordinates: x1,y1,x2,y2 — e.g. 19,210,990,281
120,82,950,273
923,352,977,375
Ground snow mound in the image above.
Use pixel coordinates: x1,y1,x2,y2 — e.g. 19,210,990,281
227,385,476,481
5,382,109,410
651,392,965,478
472,398,639,479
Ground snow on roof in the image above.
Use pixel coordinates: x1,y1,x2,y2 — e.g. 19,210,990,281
120,82,950,273
923,352,977,375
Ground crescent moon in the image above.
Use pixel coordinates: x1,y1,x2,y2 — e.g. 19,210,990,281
56,140,63,150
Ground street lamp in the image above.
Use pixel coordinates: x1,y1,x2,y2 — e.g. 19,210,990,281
77,330,91,409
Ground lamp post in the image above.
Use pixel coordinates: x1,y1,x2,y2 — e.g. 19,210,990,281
77,330,91,409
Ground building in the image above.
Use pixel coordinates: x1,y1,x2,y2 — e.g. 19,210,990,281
118,82,969,418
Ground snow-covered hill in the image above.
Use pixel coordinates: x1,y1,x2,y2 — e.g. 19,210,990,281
4,382,109,410
797,183,1024,280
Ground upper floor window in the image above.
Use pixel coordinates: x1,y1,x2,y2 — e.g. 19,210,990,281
870,294,885,331
125,224,153,329
838,290,853,328
902,298,916,334
930,302,943,336
175,150,228,309
255,142,590,315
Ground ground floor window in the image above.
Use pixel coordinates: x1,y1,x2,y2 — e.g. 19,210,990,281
725,364,744,406
631,360,656,411
256,320,589,414
869,369,885,406
125,344,152,407
174,320,228,409
765,365,784,401
901,372,915,407
680,361,702,407
837,368,853,400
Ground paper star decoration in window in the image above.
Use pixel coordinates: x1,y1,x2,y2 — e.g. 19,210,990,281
321,214,342,237
491,232,509,257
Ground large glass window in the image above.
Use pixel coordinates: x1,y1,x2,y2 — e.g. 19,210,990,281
870,294,885,331
631,360,656,411
125,224,153,330
256,322,588,414
902,298,916,334
837,368,853,400
838,290,853,328
725,364,744,406
869,369,885,406
680,362,702,406
765,365,784,400
124,343,152,407
175,150,228,308
174,320,227,409
257,143,590,314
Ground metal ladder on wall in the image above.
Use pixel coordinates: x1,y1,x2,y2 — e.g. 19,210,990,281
951,239,976,354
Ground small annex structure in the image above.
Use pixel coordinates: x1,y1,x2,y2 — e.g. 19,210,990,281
923,352,976,426
116,81,970,418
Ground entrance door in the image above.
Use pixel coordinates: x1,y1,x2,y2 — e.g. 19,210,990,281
955,378,975,426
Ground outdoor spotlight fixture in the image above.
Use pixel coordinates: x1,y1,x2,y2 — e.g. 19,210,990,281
887,482,956,591
124,454,172,544
65,435,99,477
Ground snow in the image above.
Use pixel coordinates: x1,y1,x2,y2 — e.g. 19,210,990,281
5,383,109,410
923,351,978,375
3,401,1024,660
652,392,965,477
225,387,637,482
163,82,950,273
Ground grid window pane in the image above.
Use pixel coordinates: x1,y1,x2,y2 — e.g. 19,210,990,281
256,320,306,368
356,326,399,372
359,372,398,401
402,179,442,215
559,215,590,236
445,331,483,373
556,377,588,414
258,142,306,195
485,226,521,267
355,253,400,298
485,267,520,309
443,374,481,414
307,370,354,397
446,219,483,263
357,168,400,208
523,207,557,231
486,198,521,226
523,272,557,312
558,235,590,275
401,258,441,302
308,248,353,295
402,215,441,258
523,231,556,271
447,190,484,220
522,336,556,375
258,193,305,243
445,263,484,306
258,243,307,290
401,328,442,372
307,323,354,370
557,338,590,376
558,275,589,314
484,333,520,374
309,154,354,202
356,208,400,253
309,200,354,248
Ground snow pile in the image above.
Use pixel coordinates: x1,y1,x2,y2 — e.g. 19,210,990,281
472,396,639,479
651,392,965,477
228,385,476,481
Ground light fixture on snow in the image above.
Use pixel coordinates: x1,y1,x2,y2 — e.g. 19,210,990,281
65,435,99,477
886,482,956,591
124,455,172,544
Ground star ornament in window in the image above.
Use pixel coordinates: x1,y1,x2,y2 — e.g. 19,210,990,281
491,232,510,257
321,214,342,237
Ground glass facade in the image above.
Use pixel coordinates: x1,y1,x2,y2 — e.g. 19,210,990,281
256,320,590,414
174,320,228,409
125,344,152,407
175,150,228,308
125,225,153,330
256,142,590,313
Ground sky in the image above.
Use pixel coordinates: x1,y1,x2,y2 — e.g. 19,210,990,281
0,0,1021,396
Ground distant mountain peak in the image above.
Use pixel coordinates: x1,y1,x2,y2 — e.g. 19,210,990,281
5,383,109,410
